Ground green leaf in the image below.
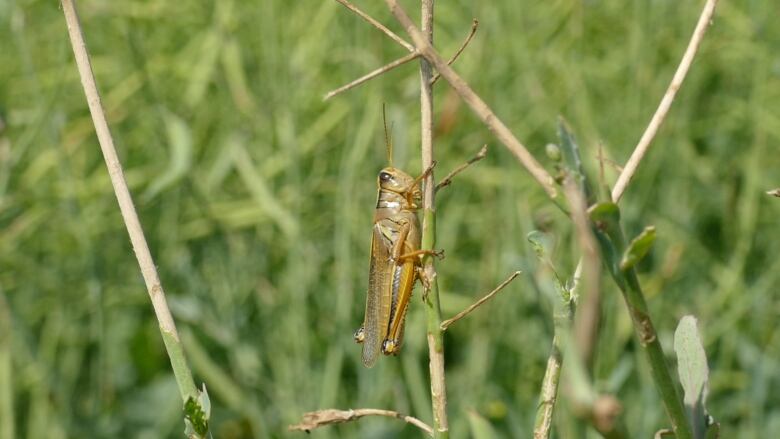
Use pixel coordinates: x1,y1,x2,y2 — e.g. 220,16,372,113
557,119,593,203
674,316,709,406
467,410,500,439
143,111,193,200
587,202,626,285
674,315,710,439
620,226,656,271
587,201,620,226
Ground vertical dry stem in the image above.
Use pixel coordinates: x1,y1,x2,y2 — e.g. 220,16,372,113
419,1,449,437
60,0,198,403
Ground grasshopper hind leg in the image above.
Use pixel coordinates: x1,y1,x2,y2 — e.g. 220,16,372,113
381,310,407,356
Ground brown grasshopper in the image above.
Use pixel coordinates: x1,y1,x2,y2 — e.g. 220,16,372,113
354,110,439,367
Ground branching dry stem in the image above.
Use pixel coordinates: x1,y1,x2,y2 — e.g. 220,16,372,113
435,144,488,192
289,408,433,436
384,0,558,199
325,16,477,100
334,0,414,52
564,180,602,371
324,51,420,100
440,270,521,331
430,18,479,85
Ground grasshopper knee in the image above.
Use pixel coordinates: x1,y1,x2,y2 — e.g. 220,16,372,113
354,327,365,343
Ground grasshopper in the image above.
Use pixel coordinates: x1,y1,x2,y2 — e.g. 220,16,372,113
354,110,439,367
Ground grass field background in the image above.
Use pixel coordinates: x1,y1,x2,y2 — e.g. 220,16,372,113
1,0,779,437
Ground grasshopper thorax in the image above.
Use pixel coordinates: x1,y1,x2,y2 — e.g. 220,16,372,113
376,167,421,211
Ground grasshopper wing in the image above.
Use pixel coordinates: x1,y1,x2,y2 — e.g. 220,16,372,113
362,223,394,367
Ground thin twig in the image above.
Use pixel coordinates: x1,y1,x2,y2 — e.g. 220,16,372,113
325,18,477,100
435,144,488,192
533,336,564,439
334,0,414,52
611,0,718,202
441,271,521,331
61,0,199,405
289,408,433,436
324,51,419,100
531,182,589,438
384,0,558,199
430,19,479,85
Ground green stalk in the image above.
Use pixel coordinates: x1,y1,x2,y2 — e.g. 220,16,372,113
531,242,573,439
590,204,692,439
621,270,692,439
421,211,449,438
0,292,14,439
419,2,448,436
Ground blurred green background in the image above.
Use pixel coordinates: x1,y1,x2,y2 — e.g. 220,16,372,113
1,0,779,437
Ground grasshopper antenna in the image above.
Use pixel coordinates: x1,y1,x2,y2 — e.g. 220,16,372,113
383,103,393,167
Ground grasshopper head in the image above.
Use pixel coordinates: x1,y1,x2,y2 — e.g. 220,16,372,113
378,167,421,209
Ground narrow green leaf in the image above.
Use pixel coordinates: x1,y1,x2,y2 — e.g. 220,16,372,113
143,112,193,200
674,315,711,439
557,119,593,202
674,316,709,406
185,30,222,107
467,410,500,439
620,226,656,271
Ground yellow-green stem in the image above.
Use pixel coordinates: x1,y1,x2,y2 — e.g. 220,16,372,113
419,1,448,437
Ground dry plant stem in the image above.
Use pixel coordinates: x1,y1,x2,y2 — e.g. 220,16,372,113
430,18,479,86
440,270,521,331
289,408,433,436
611,0,718,202
61,0,198,402
562,181,627,439
325,17,476,100
417,1,449,437
566,182,602,371
324,51,420,100
334,0,414,52
384,0,557,199
532,181,588,439
435,144,488,192
533,333,564,439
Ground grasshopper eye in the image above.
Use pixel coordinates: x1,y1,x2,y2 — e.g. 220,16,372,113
379,171,392,182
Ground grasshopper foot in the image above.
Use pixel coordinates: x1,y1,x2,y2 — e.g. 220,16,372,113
354,327,365,344
381,338,400,355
